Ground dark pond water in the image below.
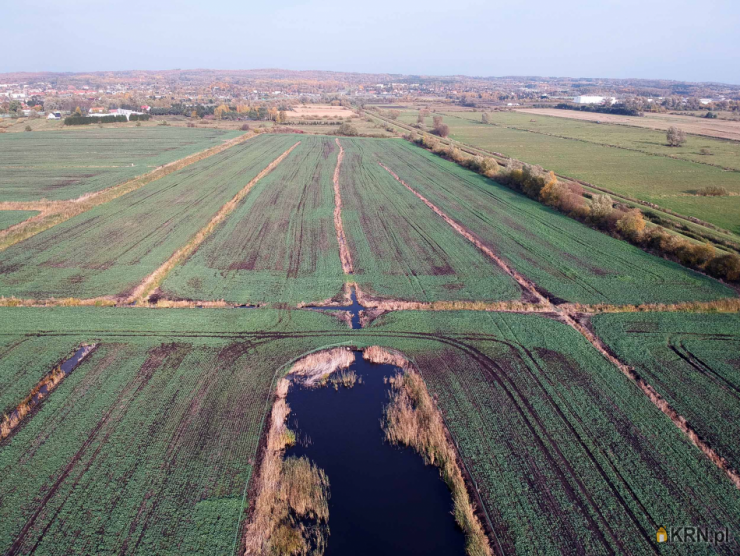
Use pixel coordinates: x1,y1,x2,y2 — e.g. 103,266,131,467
285,351,467,556
311,286,363,329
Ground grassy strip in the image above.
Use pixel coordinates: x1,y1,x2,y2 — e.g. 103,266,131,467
243,378,330,556
0,344,95,441
376,349,493,556
333,138,354,274
129,141,301,304
0,132,254,252
568,297,740,314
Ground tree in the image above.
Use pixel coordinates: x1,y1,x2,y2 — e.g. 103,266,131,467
74,106,83,116
434,123,449,137
432,115,443,128
277,110,288,124
417,112,425,124
214,104,229,120
706,254,740,281
590,194,613,220
337,122,358,136
666,126,686,147
481,113,489,124
388,110,400,120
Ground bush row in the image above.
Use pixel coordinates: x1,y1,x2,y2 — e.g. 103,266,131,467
406,132,740,283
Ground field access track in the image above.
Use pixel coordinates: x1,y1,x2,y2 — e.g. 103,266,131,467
593,312,740,472
162,136,346,305
0,134,299,299
373,139,734,305
0,308,739,555
0,127,243,202
337,138,522,303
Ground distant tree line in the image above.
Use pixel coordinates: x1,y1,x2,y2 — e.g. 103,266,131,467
64,114,150,125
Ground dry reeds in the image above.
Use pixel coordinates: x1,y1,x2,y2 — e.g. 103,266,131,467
328,369,359,389
384,369,493,556
565,297,740,314
244,378,330,556
288,347,354,386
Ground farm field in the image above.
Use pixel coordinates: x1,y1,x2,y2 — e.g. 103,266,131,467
0,127,243,201
516,108,740,141
408,109,740,232
1,129,739,556
338,137,522,302
449,109,740,171
1,308,740,555
0,134,299,299
161,136,346,304
0,210,37,231
592,312,740,470
368,139,734,304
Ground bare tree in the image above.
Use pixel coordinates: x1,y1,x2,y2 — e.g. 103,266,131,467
666,126,686,147
481,112,489,124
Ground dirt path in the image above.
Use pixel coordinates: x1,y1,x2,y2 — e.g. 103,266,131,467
333,139,354,274
379,160,740,490
128,141,301,304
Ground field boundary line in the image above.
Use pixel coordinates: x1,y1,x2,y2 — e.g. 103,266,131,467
379,160,740,490
379,162,545,303
128,141,301,304
0,132,255,252
333,138,354,274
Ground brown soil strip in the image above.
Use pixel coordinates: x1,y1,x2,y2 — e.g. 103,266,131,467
0,344,96,441
379,162,544,303
128,141,301,304
564,298,740,314
379,160,740,490
0,132,255,252
333,138,354,274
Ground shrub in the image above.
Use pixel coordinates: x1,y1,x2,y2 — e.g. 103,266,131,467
676,242,716,268
616,209,646,240
24,125,32,132
700,148,712,155
433,123,450,137
337,122,358,136
696,186,728,196
240,123,250,131
590,194,614,220
478,157,499,177
706,254,740,281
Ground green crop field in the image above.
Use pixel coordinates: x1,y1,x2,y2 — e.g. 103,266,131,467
161,136,346,305
337,137,522,302
0,134,298,299
0,127,243,201
592,312,740,470
412,110,740,233
0,210,38,231
368,139,734,304
1,308,739,555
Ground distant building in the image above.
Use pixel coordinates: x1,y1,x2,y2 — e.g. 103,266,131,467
573,95,605,104
47,112,62,120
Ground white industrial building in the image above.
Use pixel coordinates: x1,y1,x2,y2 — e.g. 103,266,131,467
573,95,616,105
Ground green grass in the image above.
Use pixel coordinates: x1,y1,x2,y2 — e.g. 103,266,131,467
0,127,243,201
0,210,38,231
0,134,299,299
415,110,740,233
592,312,740,471
162,136,346,304
368,310,740,556
1,307,739,555
338,137,522,302
371,139,734,304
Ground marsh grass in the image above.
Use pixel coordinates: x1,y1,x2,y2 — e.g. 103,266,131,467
383,367,493,556
245,378,331,556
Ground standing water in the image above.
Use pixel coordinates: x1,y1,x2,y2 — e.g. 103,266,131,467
316,287,363,329
285,351,467,555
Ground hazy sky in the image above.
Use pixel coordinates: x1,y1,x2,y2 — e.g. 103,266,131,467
3,0,739,83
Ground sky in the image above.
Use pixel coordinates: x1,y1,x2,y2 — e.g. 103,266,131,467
3,0,740,84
